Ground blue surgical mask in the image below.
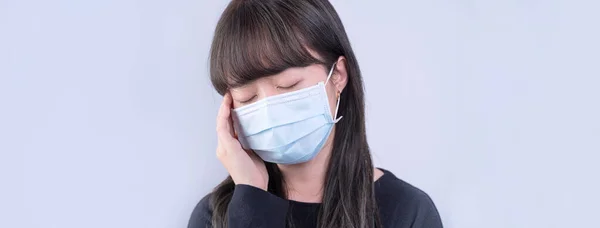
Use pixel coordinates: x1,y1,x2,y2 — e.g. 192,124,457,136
231,63,342,164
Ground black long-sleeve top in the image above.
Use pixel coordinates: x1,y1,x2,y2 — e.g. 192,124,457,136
188,169,443,228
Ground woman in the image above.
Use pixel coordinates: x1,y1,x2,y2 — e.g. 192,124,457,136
188,0,443,227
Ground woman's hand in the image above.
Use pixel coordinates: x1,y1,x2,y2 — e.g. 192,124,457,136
215,93,269,191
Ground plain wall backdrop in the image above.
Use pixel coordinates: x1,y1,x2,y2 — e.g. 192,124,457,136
2,0,599,227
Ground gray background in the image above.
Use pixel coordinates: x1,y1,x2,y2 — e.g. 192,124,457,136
2,0,599,227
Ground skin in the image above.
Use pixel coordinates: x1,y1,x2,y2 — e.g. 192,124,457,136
216,56,384,203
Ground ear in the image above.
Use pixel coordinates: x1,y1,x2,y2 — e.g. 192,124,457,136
332,56,348,93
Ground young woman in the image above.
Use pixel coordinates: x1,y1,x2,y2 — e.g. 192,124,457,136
188,0,443,227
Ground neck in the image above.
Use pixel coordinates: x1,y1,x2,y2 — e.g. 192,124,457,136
277,133,334,203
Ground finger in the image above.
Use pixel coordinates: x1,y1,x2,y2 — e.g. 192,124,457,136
216,141,226,159
216,140,234,172
224,93,236,136
216,93,232,132
216,93,246,157
246,149,261,161
216,93,235,141
219,132,245,158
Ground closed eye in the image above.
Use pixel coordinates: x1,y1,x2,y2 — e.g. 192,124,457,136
277,81,300,90
239,95,257,104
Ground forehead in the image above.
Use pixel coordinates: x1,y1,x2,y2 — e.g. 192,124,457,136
229,64,329,87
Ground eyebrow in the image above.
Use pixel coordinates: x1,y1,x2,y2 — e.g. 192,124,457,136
228,80,255,90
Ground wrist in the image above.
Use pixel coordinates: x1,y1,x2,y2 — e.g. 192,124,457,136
234,179,267,191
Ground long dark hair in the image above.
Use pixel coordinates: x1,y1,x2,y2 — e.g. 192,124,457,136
208,0,380,227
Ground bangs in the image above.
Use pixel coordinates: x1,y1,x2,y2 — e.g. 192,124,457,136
209,0,327,95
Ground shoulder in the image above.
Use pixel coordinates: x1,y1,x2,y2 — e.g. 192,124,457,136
375,168,443,228
187,193,213,228
374,168,435,207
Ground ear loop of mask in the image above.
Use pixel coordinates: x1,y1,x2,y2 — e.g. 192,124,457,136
325,62,343,123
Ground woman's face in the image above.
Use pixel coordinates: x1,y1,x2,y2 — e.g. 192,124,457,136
229,60,348,118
